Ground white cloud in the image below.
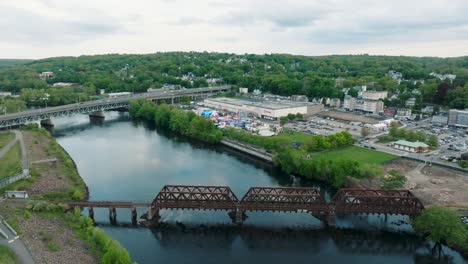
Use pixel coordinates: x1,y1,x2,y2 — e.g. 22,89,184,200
0,0,467,58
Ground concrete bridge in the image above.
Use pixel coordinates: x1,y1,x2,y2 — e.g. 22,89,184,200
0,85,231,128
66,185,424,227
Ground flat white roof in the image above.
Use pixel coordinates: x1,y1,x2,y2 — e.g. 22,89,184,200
205,97,315,110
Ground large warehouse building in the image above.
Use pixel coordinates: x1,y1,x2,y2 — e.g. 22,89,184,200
203,97,323,120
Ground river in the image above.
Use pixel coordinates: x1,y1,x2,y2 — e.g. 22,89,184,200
52,112,467,264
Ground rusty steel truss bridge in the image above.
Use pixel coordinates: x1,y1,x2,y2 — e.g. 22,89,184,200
67,185,424,226
0,86,231,128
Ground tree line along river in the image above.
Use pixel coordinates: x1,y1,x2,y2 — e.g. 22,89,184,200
52,112,466,264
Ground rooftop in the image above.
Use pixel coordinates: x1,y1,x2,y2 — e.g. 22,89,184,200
393,140,429,148
205,97,316,110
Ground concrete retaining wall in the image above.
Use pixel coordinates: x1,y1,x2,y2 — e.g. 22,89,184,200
220,138,273,162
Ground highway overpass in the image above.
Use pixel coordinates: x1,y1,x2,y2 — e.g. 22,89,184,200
0,85,231,128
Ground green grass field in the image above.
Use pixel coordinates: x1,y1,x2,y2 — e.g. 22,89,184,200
313,146,397,164
0,245,18,264
0,132,15,149
0,142,22,179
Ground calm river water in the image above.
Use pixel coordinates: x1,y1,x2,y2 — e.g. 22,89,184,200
52,112,467,264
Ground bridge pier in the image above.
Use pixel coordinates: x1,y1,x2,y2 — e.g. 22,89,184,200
144,206,160,227
109,207,117,225
88,207,94,222
131,208,137,225
326,213,336,227
89,110,105,125
40,119,54,129
228,208,245,225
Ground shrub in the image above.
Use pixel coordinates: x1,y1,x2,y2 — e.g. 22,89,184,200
381,170,407,189
459,160,468,168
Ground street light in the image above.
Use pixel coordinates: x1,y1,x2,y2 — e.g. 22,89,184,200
41,93,50,108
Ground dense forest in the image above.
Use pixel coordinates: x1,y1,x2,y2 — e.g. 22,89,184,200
0,59,34,68
0,52,467,110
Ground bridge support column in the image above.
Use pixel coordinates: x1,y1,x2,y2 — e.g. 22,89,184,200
88,207,94,222
109,207,117,225
89,110,105,125
326,213,336,227
228,208,245,225
144,206,160,227
40,119,54,129
131,208,137,225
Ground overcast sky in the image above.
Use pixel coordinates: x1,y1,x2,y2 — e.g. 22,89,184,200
1,0,467,59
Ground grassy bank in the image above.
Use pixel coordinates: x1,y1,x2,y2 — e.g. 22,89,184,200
0,142,22,179
0,245,18,264
312,146,397,165
0,132,15,149
0,127,87,200
0,127,136,263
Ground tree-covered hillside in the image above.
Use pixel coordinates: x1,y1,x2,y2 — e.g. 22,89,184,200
0,52,467,109
0,59,33,68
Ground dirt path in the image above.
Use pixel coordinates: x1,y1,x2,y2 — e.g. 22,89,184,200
384,159,468,207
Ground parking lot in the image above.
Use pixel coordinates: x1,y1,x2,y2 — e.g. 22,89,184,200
283,115,377,138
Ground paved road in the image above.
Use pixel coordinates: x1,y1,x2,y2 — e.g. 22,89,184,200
0,215,35,264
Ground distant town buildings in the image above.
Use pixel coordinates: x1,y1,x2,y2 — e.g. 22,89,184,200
52,82,75,87
392,140,429,153
0,92,12,97
405,97,416,107
342,90,387,115
431,115,448,126
326,98,341,108
361,91,388,100
387,70,403,84
448,109,468,128
203,97,323,121
430,72,456,82
291,95,308,102
39,71,54,79
396,108,412,118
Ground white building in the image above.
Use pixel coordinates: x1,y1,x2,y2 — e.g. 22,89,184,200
52,82,75,87
361,91,388,100
431,115,448,126
430,72,456,82
405,97,416,107
203,97,323,120
396,108,412,118
239,87,249,94
448,109,468,128
108,92,132,98
343,95,384,114
0,92,12,97
39,71,54,79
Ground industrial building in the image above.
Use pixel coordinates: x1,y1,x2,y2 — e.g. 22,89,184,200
343,95,384,114
202,97,323,120
448,109,468,128
392,140,429,153
431,115,448,126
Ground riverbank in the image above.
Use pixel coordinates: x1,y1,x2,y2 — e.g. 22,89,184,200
0,127,135,263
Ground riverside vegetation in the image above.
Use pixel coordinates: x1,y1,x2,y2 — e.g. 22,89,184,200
128,100,468,257
129,99,393,188
0,127,135,264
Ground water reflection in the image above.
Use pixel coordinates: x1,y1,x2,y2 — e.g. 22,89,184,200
53,112,467,264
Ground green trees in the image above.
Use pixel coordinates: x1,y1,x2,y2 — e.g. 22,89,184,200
128,99,222,143
413,207,468,251
0,52,465,109
279,116,288,125
361,126,370,138
0,98,26,113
